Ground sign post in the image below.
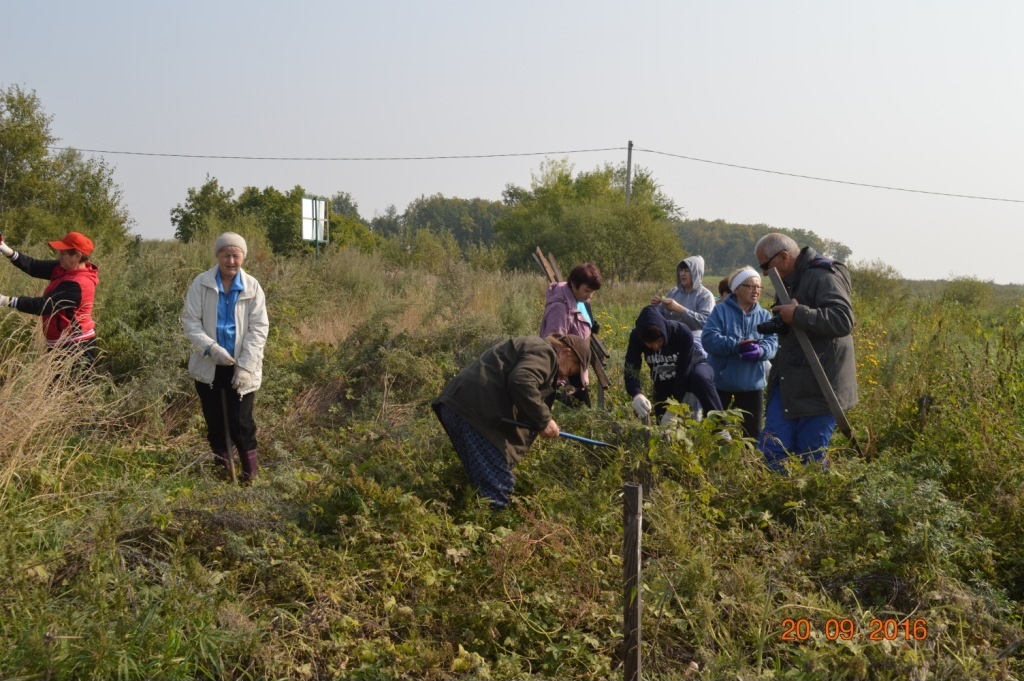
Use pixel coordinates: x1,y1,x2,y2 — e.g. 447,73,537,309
301,197,329,258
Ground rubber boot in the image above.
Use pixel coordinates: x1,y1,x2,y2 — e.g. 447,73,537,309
239,449,259,483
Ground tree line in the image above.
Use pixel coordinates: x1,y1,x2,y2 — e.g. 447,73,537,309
168,161,853,281
1,85,851,279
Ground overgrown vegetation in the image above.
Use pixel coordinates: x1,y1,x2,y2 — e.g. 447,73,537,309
0,239,1023,680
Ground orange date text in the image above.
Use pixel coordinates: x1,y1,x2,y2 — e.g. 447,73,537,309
780,618,928,642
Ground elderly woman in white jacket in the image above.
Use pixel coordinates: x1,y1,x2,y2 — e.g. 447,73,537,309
181,232,269,482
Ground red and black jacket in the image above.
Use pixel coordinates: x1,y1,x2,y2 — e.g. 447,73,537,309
10,253,99,345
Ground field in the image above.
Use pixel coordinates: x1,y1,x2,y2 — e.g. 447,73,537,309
2,238,1024,680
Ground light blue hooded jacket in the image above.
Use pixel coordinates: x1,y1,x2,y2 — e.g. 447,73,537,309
702,293,778,392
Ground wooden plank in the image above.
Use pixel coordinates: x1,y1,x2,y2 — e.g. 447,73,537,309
765,267,863,455
531,252,547,279
590,349,611,390
535,247,557,284
591,334,610,360
547,252,564,283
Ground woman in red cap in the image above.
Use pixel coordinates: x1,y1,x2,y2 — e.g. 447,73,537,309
0,231,100,364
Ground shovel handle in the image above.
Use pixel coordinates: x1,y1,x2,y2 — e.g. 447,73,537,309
220,388,238,483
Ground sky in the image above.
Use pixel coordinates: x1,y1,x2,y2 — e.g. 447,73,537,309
4,0,1023,283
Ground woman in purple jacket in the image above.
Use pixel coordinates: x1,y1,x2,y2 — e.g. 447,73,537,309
538,262,601,406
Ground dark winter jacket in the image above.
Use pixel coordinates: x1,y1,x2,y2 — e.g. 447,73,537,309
768,247,858,418
433,336,560,465
624,305,701,403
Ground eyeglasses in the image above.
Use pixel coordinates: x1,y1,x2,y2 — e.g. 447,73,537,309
739,284,763,291
759,250,784,271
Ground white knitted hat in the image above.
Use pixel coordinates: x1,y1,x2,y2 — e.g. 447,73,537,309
214,232,247,257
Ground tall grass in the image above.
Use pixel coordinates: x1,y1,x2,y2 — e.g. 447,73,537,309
0,332,128,506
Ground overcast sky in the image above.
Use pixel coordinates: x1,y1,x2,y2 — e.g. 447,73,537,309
5,1,1023,283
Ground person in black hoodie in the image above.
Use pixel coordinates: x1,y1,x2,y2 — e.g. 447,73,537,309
625,305,723,423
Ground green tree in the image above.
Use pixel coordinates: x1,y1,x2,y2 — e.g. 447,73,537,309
0,85,131,248
236,185,306,255
170,176,236,243
330,213,380,252
496,159,682,279
819,237,852,262
408,228,461,274
330,191,365,223
370,204,403,240
403,193,506,249
674,219,854,274
0,86,51,223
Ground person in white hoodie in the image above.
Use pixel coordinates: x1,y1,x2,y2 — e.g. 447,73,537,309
651,255,716,417
181,232,269,482
651,255,716,349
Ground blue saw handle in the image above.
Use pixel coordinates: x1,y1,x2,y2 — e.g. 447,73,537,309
502,418,616,449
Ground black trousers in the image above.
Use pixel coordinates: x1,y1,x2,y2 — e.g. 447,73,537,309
654,361,723,419
50,338,98,375
195,364,258,453
717,388,765,440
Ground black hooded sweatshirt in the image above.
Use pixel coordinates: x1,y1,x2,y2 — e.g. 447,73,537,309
624,305,703,403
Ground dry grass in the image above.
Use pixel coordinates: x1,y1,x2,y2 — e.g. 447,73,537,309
0,331,130,506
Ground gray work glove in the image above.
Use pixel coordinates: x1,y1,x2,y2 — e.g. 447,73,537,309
632,394,652,419
207,343,236,366
231,366,254,392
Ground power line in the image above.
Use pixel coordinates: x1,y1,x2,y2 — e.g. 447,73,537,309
634,147,1024,204
50,143,1024,204
46,146,624,161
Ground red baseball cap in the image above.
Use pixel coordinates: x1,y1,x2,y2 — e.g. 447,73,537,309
49,232,94,256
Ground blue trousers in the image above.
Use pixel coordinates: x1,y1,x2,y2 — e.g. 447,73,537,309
758,388,836,472
434,404,514,509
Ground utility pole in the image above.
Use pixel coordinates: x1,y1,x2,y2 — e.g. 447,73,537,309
625,140,634,205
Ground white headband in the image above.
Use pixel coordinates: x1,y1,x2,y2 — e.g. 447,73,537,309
730,269,759,291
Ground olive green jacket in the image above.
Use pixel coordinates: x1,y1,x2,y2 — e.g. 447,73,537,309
434,336,559,465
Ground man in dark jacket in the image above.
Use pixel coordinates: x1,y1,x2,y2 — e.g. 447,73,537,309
754,233,858,471
433,333,591,509
624,305,722,423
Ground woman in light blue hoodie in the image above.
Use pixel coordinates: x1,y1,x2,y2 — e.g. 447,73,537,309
702,267,778,440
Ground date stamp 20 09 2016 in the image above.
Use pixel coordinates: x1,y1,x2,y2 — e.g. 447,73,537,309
780,618,929,643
